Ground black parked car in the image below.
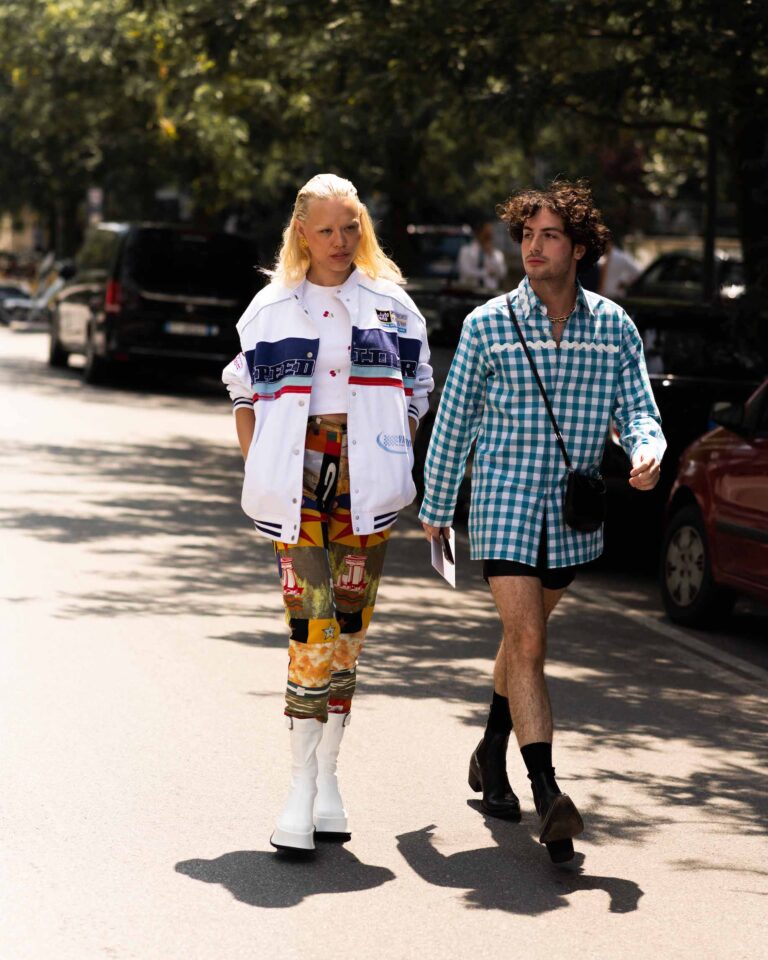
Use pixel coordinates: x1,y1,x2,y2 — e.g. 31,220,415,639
49,223,261,383
622,251,744,322
406,224,472,283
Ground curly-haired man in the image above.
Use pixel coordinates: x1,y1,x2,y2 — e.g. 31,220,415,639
419,180,665,862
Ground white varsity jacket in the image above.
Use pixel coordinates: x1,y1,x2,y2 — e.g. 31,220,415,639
222,268,433,544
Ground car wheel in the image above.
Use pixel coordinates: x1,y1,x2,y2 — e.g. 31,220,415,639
83,328,111,385
48,315,70,368
659,504,735,628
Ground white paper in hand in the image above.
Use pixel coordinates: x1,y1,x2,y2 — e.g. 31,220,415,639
430,530,456,588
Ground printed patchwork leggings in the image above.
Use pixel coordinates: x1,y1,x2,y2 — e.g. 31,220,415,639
274,417,390,722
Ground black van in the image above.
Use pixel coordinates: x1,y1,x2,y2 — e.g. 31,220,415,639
49,222,261,383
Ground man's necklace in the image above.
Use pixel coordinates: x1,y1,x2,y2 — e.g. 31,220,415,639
548,301,576,323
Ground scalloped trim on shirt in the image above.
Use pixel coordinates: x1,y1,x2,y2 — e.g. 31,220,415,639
490,340,619,354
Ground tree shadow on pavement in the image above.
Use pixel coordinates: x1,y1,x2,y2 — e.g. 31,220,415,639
0,342,225,410
397,808,643,915
5,430,767,859
174,846,395,908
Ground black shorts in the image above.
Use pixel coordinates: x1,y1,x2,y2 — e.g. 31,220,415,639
482,524,578,591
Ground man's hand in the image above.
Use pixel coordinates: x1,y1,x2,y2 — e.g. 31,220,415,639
422,522,452,543
629,450,660,491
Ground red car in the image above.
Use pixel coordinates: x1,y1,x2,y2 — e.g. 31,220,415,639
660,379,768,627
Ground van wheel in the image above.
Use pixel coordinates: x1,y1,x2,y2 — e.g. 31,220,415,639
659,504,735,628
48,316,70,368
83,329,111,385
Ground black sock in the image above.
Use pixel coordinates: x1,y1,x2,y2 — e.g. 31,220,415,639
520,741,553,776
485,692,512,736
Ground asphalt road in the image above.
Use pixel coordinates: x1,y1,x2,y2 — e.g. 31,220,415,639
1,329,766,960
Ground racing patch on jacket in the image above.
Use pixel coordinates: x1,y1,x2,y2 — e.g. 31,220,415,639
351,327,400,369
393,311,409,334
376,309,397,327
247,337,318,384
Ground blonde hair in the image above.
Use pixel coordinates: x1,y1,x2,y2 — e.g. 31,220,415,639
267,173,405,286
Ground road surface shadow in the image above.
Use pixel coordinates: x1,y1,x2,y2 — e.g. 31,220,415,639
0,341,226,409
174,846,395,907
3,425,767,853
397,810,643,915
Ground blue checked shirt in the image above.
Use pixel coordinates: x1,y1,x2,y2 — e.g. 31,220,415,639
419,276,666,567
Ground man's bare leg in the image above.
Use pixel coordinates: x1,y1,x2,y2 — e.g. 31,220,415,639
487,576,582,860
489,576,553,744
492,585,566,712
473,580,572,825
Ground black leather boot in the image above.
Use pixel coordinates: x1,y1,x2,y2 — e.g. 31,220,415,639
528,767,583,862
468,733,522,821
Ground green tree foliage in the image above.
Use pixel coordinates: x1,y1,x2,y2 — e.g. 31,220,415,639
0,0,766,292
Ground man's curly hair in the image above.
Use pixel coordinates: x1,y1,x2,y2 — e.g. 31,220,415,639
498,179,610,269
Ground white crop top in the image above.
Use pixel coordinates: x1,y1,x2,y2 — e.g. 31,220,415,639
304,279,352,415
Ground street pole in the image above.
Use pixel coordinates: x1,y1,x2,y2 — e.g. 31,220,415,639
702,103,717,304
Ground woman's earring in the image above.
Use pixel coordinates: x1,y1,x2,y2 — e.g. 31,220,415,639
299,236,308,250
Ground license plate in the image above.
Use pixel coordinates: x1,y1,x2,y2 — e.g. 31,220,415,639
163,321,220,336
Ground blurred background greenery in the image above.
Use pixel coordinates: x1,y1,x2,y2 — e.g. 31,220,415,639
0,0,766,291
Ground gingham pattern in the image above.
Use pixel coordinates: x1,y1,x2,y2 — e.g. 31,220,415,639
419,276,666,567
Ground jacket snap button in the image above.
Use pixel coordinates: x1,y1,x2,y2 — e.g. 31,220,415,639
298,400,305,406
292,498,297,504
307,352,313,358
292,448,300,455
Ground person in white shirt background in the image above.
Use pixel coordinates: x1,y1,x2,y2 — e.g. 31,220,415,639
222,174,432,855
597,238,642,299
457,220,508,291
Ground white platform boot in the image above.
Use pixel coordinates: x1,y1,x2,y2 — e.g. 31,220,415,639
314,712,351,841
270,717,324,852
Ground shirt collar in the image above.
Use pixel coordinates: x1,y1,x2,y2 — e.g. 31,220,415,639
516,275,594,324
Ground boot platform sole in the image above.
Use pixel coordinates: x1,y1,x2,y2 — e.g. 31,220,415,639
545,839,575,863
538,794,584,844
270,827,316,852
315,830,352,843
315,813,351,842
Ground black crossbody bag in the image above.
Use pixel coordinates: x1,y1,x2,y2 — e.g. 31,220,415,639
505,294,606,533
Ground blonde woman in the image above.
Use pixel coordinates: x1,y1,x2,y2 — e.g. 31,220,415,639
223,174,433,854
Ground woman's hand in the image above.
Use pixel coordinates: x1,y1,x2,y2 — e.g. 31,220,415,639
234,407,256,461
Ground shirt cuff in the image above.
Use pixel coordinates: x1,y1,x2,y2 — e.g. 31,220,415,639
418,501,455,528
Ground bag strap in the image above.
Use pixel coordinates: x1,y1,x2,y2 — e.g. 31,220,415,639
505,293,572,470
